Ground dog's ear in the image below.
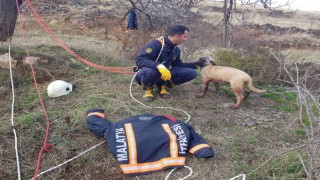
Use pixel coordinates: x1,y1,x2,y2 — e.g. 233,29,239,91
199,57,205,61
209,60,216,65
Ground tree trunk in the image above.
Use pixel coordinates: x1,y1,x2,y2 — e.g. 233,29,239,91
223,0,228,47
0,0,19,42
223,0,233,47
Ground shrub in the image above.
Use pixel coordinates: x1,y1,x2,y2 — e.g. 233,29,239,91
214,48,281,84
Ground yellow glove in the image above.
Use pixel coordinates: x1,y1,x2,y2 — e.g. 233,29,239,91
157,64,171,81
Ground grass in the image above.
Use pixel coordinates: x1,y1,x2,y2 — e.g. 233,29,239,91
226,128,307,179
0,41,134,179
2,50,300,179
17,113,40,126
204,83,298,113
261,85,298,112
1,45,305,180
262,152,305,179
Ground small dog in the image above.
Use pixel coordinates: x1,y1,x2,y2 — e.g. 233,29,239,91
195,57,266,109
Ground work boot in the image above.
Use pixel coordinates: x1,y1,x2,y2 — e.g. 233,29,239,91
143,87,154,102
159,85,170,99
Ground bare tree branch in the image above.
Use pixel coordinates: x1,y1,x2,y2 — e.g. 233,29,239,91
116,0,203,30
248,138,320,175
268,48,320,179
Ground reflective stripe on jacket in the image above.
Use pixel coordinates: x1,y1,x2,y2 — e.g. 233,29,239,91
86,110,214,176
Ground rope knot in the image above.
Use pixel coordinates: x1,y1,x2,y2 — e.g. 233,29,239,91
43,144,55,153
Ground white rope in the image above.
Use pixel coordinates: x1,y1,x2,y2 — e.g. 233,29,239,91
35,36,191,178
36,71,192,178
129,73,192,178
155,36,164,63
8,45,22,180
36,141,105,177
228,174,246,180
129,74,193,179
129,72,191,123
129,36,193,179
165,166,193,180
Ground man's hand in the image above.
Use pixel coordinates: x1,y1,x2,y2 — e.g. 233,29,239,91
157,64,171,81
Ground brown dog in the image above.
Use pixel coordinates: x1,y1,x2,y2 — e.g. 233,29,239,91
195,57,266,109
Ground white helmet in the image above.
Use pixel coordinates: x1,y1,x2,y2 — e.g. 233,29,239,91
47,80,73,97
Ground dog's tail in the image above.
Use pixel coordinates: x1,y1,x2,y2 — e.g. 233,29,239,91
247,79,266,93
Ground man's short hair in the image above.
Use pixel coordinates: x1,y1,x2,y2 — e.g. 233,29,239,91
167,25,189,36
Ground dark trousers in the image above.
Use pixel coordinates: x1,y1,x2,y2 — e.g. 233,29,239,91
135,67,197,88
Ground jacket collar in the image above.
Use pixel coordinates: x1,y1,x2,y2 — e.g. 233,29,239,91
164,36,176,48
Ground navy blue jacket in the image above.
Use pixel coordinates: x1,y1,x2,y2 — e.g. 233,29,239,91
18,0,23,6
127,9,138,29
135,36,197,69
86,109,214,176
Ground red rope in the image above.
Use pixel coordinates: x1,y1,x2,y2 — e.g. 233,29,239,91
24,0,134,74
15,1,54,179
15,0,134,179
